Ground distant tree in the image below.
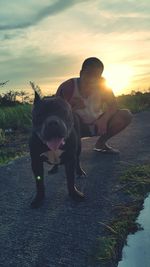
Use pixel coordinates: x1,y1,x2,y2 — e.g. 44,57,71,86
18,91,30,103
0,90,20,106
4,90,17,102
0,80,9,87
131,90,136,96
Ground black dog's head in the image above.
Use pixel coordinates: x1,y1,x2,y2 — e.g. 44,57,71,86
31,83,73,151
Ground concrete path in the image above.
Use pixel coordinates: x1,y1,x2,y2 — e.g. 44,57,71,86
0,111,150,267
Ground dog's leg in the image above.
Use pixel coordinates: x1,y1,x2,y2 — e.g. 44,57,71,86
30,157,45,208
65,157,85,201
76,136,86,178
76,155,87,178
29,135,45,208
73,114,86,178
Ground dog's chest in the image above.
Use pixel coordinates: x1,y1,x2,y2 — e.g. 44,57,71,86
40,149,64,165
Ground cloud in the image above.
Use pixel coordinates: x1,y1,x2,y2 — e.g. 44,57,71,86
0,0,149,93
0,0,89,30
0,46,79,89
98,0,150,15
71,0,150,33
0,31,25,41
100,16,150,33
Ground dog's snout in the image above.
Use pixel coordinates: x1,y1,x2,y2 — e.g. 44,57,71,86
49,120,58,127
41,116,67,141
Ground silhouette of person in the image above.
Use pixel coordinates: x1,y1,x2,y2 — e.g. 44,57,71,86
56,57,132,153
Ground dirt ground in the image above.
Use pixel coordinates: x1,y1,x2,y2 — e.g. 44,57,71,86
0,111,150,267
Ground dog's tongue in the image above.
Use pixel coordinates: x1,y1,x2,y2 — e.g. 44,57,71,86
46,138,65,151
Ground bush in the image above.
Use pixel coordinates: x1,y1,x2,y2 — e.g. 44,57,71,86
0,104,32,131
117,91,150,113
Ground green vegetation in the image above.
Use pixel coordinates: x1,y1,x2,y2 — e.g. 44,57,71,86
91,164,150,265
0,89,32,106
0,131,29,165
0,90,32,165
0,129,5,144
117,91,150,113
0,149,27,165
95,236,117,261
119,164,150,198
0,104,32,131
0,89,32,132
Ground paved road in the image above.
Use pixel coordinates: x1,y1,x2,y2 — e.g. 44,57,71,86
0,111,150,267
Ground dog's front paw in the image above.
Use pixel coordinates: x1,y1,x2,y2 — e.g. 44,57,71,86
69,187,85,201
30,194,45,209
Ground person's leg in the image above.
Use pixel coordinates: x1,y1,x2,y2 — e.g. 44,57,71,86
94,109,132,151
76,114,92,138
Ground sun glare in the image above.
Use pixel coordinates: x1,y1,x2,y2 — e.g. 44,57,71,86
104,64,134,95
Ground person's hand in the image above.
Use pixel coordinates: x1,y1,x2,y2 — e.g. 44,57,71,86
95,116,108,135
70,97,85,110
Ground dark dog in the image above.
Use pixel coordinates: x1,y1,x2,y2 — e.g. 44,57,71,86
29,82,86,208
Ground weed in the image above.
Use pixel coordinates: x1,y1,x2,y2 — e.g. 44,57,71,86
0,104,32,131
90,164,150,264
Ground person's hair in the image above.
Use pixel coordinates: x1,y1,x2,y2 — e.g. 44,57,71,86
81,57,104,71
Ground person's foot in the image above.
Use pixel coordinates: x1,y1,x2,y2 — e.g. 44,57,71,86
93,143,119,154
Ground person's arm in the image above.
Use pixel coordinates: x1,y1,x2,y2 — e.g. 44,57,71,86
56,79,85,110
56,79,74,102
102,92,117,120
95,79,117,134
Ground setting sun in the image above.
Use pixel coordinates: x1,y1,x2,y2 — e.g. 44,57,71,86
104,65,134,96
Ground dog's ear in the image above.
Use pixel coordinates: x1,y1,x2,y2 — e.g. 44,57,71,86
30,81,42,104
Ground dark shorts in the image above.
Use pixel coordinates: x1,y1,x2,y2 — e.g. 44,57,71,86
77,110,119,138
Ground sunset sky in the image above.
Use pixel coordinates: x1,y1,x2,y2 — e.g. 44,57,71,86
0,0,150,96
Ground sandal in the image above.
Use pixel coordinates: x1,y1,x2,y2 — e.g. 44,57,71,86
93,146,119,154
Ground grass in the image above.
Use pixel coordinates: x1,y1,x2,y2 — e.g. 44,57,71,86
0,132,29,165
90,164,150,265
117,92,150,113
0,103,31,164
0,103,31,165
0,129,5,144
119,165,150,198
0,104,32,131
95,236,117,261
0,149,27,165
